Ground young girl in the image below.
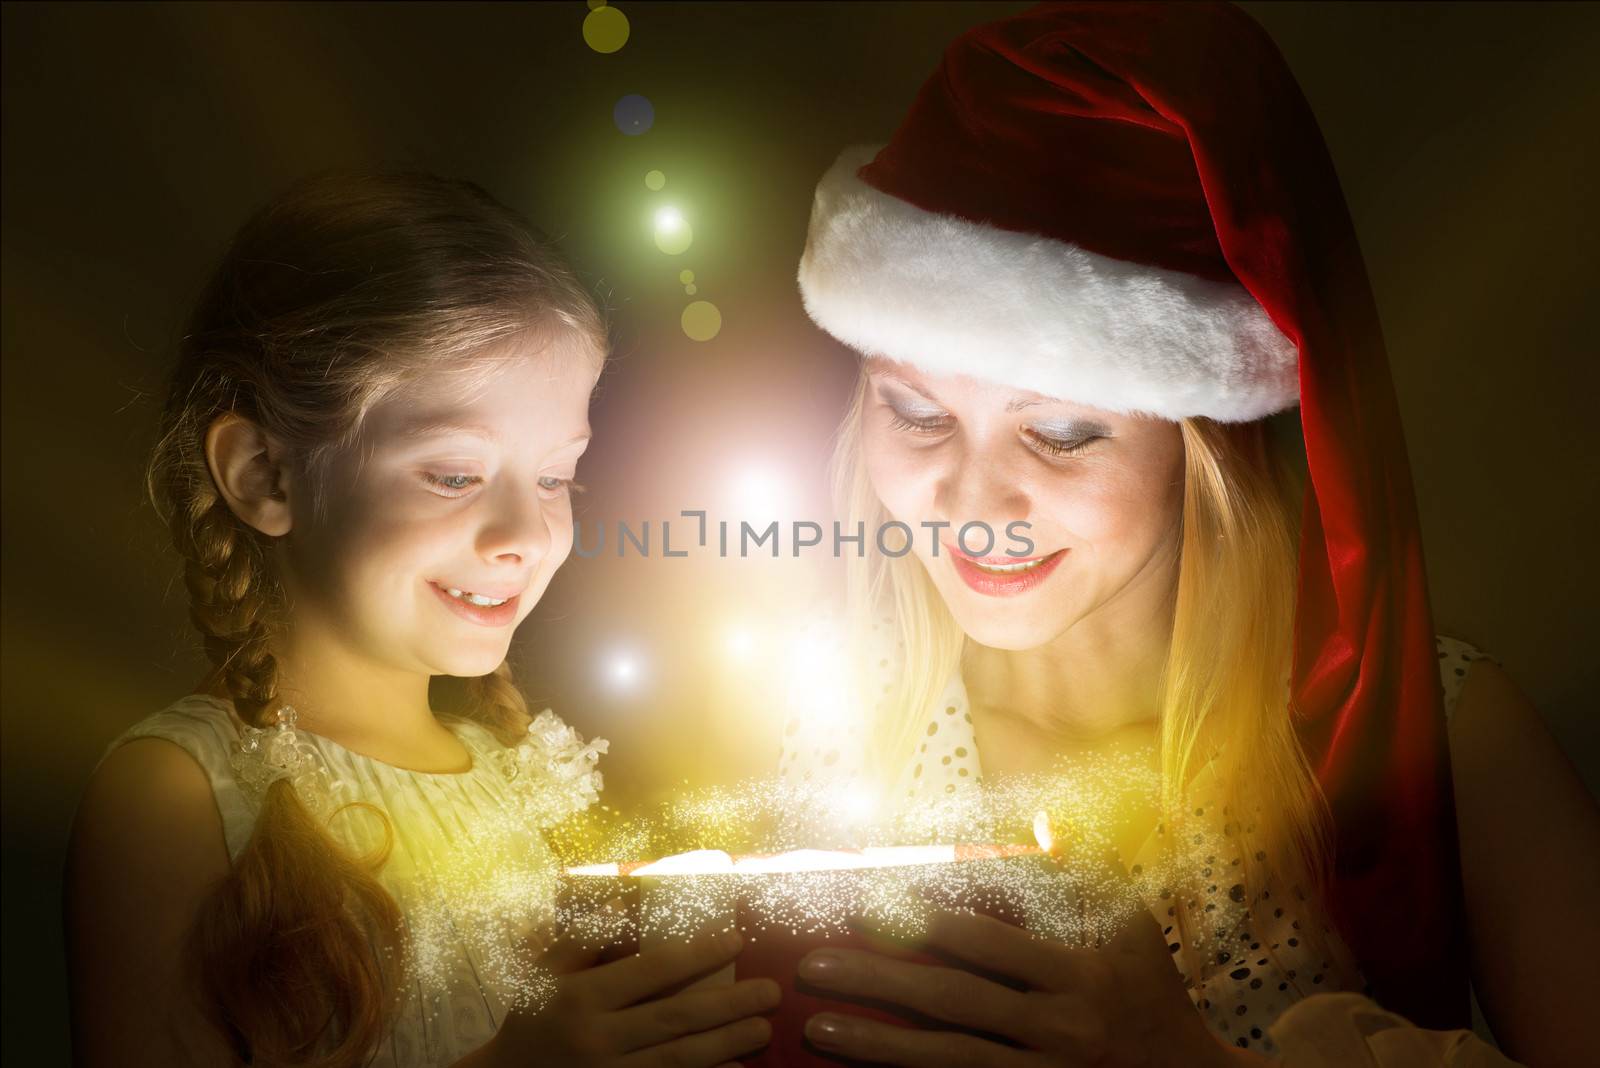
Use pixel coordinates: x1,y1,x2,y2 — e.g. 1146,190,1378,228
64,173,778,1067
778,4,1596,1066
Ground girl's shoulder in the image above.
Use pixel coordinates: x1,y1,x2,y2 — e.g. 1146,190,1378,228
92,693,256,860
103,693,247,759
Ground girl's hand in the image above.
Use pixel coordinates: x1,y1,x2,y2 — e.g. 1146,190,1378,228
797,909,1267,1068
483,929,778,1067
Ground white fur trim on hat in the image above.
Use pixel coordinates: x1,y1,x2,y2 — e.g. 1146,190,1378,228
797,146,1300,422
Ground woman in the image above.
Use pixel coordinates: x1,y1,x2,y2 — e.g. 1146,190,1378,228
778,4,1596,1065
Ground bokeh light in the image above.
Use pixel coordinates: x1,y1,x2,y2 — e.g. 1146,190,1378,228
583,5,630,54
644,169,666,191
653,207,693,254
723,623,757,660
680,300,722,341
613,94,654,135
678,269,694,285
684,284,697,295
724,459,795,521
605,650,643,691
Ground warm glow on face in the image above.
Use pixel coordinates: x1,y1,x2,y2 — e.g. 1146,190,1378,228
858,360,1185,652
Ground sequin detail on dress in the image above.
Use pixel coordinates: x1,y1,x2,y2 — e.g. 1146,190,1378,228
491,708,609,825
229,704,352,818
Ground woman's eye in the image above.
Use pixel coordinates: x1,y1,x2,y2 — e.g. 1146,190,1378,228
887,409,951,434
422,472,483,496
1023,428,1099,456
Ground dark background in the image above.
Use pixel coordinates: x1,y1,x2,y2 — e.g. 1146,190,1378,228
4,2,1597,1062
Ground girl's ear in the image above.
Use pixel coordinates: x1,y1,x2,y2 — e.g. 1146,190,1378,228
204,413,294,537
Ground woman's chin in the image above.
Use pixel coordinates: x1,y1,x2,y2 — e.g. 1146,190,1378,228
944,603,1069,652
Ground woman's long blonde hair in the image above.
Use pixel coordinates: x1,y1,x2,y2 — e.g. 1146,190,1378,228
829,367,1330,968
146,171,606,1066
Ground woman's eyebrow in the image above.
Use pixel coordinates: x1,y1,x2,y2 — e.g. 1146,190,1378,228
873,373,942,405
1005,392,1077,412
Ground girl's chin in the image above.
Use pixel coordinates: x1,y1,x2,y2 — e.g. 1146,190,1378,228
427,645,514,680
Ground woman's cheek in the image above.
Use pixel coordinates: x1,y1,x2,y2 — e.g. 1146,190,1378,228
862,436,931,526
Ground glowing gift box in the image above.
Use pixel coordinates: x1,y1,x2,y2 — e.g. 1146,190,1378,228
566,842,1062,1066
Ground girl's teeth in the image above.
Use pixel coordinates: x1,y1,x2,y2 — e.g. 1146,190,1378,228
442,586,508,607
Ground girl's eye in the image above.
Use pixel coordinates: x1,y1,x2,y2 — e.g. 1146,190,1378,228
422,472,484,496
538,476,586,495
1023,427,1100,457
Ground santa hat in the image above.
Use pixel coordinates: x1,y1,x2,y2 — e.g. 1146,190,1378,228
799,1,1466,1029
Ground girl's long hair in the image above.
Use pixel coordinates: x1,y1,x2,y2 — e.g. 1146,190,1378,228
828,367,1330,978
146,171,606,1066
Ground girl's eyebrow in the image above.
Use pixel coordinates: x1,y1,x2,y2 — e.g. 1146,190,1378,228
394,421,592,452
396,419,502,444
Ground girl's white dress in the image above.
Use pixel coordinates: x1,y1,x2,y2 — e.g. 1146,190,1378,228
99,694,605,1067
779,627,1494,1057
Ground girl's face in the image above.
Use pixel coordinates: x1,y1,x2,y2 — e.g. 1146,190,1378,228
859,358,1185,651
280,339,599,680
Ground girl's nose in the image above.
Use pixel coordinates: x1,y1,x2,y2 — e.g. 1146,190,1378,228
476,484,552,566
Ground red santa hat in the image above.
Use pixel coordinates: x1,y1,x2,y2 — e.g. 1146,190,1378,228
799,1,1466,1030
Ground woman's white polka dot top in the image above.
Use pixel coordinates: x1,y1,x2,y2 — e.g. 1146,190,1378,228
778,622,1498,1054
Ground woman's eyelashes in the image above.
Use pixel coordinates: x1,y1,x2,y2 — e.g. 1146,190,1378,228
1022,424,1102,456
878,386,951,434
879,395,1104,457
886,410,950,434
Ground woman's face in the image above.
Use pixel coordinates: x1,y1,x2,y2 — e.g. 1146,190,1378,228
280,337,599,679
859,357,1185,651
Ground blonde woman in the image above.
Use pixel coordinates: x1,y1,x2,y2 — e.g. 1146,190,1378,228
777,4,1596,1066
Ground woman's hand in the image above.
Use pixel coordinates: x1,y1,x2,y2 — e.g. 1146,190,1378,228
481,929,778,1067
797,908,1266,1068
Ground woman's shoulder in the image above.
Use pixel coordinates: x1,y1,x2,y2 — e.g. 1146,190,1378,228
1433,633,1500,724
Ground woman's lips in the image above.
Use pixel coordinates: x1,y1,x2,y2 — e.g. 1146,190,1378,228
428,581,521,627
947,546,1067,597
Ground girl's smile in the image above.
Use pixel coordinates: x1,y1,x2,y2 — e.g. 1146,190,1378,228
427,580,522,626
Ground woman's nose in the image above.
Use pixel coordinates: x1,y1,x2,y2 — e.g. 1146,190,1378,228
933,453,1031,535
476,483,553,565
